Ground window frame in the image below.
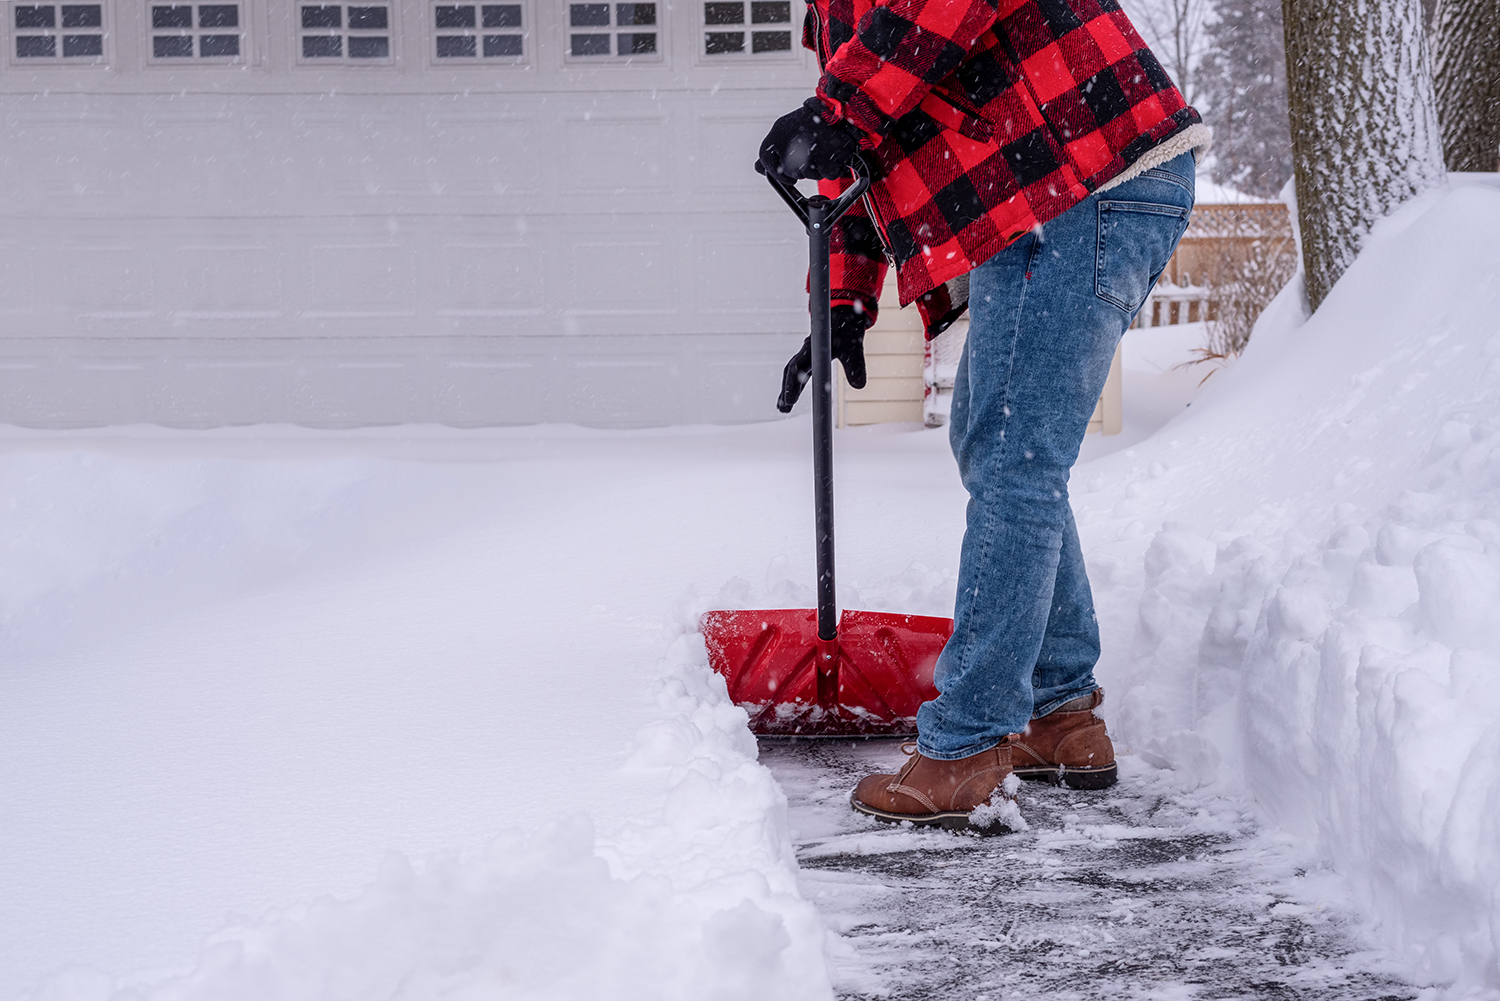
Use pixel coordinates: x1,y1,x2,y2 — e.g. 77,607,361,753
145,2,249,66
428,0,529,67
293,2,397,67
6,1,112,68
699,0,796,60
563,0,663,63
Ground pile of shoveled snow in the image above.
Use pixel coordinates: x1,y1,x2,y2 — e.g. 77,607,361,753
0,429,876,1001
0,414,975,1001
27,654,822,1001
1071,174,1500,992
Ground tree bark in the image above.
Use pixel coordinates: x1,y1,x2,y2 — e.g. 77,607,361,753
1431,0,1500,171
1281,0,1446,310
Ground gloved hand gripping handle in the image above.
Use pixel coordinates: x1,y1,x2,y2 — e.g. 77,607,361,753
759,159,872,646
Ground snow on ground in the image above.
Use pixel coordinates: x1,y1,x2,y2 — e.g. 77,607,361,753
4,176,1499,999
1,426,878,1000
1080,320,1212,462
0,362,1196,1000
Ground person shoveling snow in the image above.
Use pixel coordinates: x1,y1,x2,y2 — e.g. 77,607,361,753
748,0,1211,832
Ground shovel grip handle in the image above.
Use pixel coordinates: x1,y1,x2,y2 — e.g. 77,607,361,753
761,156,873,233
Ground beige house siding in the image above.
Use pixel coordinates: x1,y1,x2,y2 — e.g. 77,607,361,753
837,275,1121,434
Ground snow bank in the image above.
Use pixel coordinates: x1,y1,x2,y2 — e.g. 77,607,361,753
1074,175,1500,990
21,650,825,1001
0,432,837,1001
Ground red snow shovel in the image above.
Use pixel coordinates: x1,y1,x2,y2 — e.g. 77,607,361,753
701,160,953,737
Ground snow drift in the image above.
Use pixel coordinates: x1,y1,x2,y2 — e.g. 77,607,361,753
38,652,827,1001
0,433,844,1001
1075,175,1500,990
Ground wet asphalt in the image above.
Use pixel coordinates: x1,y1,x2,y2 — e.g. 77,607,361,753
761,739,1418,1001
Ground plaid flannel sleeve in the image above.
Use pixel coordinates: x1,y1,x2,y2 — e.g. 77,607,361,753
816,0,1028,144
820,176,887,325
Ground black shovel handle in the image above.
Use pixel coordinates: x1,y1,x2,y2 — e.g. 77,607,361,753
761,158,873,642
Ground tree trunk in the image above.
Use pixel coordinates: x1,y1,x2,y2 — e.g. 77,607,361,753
1281,0,1446,310
1431,0,1500,171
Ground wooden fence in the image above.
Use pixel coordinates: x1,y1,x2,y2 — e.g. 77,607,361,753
1135,201,1295,328
837,200,1295,426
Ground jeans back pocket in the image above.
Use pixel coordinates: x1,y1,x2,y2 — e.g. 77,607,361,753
1094,200,1192,313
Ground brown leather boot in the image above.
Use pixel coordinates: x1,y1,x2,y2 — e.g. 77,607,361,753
1011,688,1117,789
850,738,1021,834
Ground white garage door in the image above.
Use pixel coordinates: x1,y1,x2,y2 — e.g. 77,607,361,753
0,0,824,426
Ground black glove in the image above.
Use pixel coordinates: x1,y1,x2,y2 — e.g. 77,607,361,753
777,305,869,413
757,98,863,183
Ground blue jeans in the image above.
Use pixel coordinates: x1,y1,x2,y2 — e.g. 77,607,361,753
916,151,1196,760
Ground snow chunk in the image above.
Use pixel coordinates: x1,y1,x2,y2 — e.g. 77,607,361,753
969,773,1028,833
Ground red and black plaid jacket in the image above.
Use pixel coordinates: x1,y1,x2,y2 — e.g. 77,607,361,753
806,0,1202,334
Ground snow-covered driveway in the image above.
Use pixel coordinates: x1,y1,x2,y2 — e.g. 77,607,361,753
2,422,900,1000
3,176,1499,1000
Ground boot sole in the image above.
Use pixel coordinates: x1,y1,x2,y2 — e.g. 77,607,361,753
1013,762,1117,790
849,795,1017,835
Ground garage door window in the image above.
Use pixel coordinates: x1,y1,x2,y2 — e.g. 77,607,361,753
13,3,107,61
703,0,791,55
149,3,243,61
433,3,525,61
568,2,657,59
299,3,392,62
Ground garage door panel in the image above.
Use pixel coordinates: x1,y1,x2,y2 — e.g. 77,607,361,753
563,118,668,192
303,244,417,319
434,242,544,316
566,240,672,315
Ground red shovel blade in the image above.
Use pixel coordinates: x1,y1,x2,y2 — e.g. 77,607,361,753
701,608,953,737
